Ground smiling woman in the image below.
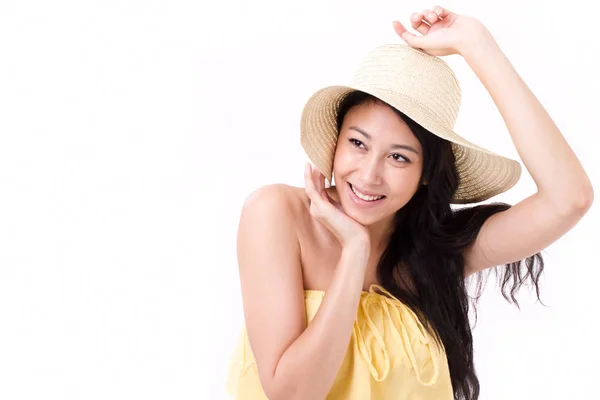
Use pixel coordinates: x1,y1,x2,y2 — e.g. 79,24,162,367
226,5,593,400
328,98,426,228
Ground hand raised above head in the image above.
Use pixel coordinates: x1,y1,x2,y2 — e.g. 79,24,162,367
392,5,489,57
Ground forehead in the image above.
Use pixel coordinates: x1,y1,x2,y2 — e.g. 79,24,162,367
341,101,418,143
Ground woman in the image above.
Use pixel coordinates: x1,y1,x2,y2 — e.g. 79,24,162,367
226,6,594,400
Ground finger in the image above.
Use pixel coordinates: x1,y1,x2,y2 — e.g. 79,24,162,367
311,164,323,194
392,21,424,47
304,163,317,200
306,163,327,206
313,167,329,202
421,8,440,25
392,21,414,42
432,5,452,19
410,13,431,35
317,169,326,194
326,190,343,211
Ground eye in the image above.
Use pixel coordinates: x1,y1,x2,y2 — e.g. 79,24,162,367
392,153,410,163
350,138,410,163
349,138,364,148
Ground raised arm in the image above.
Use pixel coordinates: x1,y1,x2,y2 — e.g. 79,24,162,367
394,6,593,276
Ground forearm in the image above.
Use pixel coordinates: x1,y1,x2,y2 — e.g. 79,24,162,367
267,244,370,400
462,28,593,210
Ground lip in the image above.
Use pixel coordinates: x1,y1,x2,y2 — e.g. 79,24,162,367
351,183,383,197
347,182,386,208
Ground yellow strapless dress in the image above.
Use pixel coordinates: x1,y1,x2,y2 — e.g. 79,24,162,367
226,284,454,399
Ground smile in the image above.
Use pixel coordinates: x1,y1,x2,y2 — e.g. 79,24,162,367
348,182,386,206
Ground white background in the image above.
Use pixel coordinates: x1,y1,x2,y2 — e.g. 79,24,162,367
1,0,598,399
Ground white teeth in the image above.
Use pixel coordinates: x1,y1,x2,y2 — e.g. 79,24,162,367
351,184,384,201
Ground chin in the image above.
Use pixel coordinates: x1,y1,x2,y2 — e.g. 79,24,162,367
342,206,383,226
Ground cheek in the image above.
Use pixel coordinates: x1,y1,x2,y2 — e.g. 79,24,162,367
387,173,422,199
332,147,355,172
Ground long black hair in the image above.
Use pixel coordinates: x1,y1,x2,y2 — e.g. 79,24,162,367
335,90,545,400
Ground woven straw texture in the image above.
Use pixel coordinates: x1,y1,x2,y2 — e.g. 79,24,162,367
300,44,521,204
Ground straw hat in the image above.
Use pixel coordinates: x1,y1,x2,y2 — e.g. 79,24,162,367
300,43,521,204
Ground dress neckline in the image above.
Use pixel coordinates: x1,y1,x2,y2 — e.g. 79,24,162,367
304,284,396,299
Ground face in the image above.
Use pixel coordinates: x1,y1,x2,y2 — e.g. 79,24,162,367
332,100,424,227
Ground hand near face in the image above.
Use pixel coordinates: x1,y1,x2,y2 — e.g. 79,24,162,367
304,163,370,248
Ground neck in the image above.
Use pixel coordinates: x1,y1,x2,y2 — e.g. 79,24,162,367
366,215,395,251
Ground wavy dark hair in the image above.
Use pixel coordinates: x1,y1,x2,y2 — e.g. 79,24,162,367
335,90,545,400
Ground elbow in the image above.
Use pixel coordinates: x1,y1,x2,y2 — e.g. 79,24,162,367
260,371,285,400
264,386,310,400
262,373,325,400
557,184,594,217
264,382,322,400
582,184,594,211
571,184,594,214
260,373,297,400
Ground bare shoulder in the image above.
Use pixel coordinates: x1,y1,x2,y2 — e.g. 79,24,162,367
242,183,310,228
236,182,309,391
243,183,305,209
244,182,289,201
244,182,335,206
239,183,303,259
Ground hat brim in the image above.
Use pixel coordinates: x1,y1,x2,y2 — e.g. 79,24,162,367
300,85,522,204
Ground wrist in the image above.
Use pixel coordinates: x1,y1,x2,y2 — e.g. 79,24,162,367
459,23,498,62
342,239,371,258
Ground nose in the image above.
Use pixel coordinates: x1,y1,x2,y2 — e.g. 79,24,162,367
358,156,383,186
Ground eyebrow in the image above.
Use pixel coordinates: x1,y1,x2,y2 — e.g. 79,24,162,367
348,126,420,155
